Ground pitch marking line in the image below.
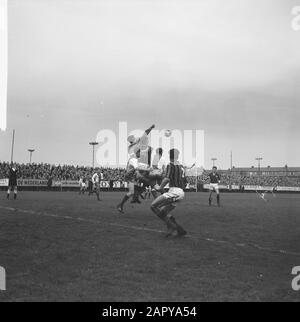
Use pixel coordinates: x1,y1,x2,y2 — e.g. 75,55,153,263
1,205,300,257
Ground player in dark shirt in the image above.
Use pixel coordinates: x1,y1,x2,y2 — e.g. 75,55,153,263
7,163,18,200
151,148,187,237
208,166,221,206
88,176,94,196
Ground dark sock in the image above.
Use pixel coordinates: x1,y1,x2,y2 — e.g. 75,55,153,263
167,216,179,230
157,209,167,221
169,216,179,226
120,195,130,208
133,187,141,202
14,194,17,200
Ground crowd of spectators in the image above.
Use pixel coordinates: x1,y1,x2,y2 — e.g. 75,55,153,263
187,170,300,188
1,162,300,187
0,162,126,181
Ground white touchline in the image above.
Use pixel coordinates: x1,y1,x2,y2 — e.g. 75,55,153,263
1,205,300,258
0,0,8,131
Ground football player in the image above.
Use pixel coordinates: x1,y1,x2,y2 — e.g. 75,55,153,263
208,166,221,206
91,170,103,201
127,125,155,203
127,124,155,164
117,148,140,213
7,163,18,200
151,148,187,237
79,176,87,194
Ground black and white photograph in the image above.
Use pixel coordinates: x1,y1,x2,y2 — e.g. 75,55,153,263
0,0,300,305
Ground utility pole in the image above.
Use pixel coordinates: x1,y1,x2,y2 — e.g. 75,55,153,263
195,166,198,193
229,151,233,189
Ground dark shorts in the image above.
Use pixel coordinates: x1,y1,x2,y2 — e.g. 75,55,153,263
8,179,17,187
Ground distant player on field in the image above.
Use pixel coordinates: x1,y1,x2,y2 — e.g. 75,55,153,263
88,175,93,195
92,171,103,201
79,176,87,194
151,148,187,237
7,163,18,200
208,166,221,206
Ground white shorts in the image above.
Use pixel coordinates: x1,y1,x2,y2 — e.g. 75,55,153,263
163,187,185,204
149,169,163,178
127,182,135,196
209,183,219,191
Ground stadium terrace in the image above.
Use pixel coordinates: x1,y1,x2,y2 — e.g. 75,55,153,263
0,162,299,191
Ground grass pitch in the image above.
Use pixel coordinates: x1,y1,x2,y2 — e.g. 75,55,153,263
0,191,300,302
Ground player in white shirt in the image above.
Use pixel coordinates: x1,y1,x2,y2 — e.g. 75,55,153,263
117,149,140,213
127,147,167,201
144,185,152,199
127,124,155,163
143,147,166,198
151,148,167,177
92,171,103,201
79,176,87,194
127,124,155,203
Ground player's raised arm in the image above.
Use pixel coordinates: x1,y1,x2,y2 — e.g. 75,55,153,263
138,125,155,156
144,124,155,135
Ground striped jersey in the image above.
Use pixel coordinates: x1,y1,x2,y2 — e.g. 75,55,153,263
165,162,186,189
92,172,103,184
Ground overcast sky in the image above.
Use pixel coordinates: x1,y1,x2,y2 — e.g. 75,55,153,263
0,0,299,168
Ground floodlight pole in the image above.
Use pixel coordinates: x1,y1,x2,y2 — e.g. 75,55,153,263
28,149,35,164
10,129,15,163
255,157,263,185
89,142,99,168
211,158,217,167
